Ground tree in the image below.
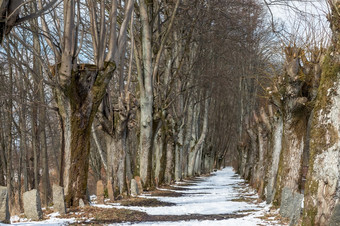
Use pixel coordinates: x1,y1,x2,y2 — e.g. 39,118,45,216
0,0,59,43
46,0,134,207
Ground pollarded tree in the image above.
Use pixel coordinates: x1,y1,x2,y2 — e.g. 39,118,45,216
303,0,340,224
39,0,134,207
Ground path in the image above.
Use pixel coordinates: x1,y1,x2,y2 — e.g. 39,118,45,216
113,167,285,225
11,167,286,225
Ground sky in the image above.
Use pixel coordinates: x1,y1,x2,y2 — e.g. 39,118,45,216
265,0,330,45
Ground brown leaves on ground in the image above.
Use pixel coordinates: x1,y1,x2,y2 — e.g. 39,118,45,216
68,206,246,225
255,206,290,225
65,206,147,225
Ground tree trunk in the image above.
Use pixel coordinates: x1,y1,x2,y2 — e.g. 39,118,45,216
18,72,28,205
188,96,209,177
0,123,4,186
182,99,194,178
6,59,13,212
194,146,203,175
57,92,71,193
138,0,154,189
188,103,199,178
65,102,92,206
265,115,283,204
174,123,184,181
106,129,127,197
303,2,340,224
152,121,164,187
61,62,115,207
41,106,51,207
272,48,310,211
164,133,174,184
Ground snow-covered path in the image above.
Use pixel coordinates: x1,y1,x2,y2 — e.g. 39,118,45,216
114,167,284,225
11,167,285,225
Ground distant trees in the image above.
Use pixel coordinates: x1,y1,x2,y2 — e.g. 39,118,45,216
0,0,276,212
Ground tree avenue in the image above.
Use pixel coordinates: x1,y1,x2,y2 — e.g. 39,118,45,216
0,0,339,225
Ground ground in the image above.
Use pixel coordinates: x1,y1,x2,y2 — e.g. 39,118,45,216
11,167,288,225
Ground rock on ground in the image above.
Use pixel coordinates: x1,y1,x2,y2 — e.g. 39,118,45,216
0,186,9,223
23,189,43,220
96,180,105,204
53,184,66,214
131,179,139,197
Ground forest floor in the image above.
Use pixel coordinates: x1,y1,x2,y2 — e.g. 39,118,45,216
11,168,288,225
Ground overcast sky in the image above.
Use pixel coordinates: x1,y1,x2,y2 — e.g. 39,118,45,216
265,0,330,45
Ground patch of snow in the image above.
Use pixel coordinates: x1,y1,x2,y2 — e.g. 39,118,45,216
11,216,76,225
48,212,61,217
10,215,21,222
91,203,116,208
116,218,275,226
90,195,97,201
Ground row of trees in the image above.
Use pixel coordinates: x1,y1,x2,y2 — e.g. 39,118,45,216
0,0,273,212
236,0,340,225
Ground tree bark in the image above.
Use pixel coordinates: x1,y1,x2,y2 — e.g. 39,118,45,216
164,132,175,184
303,2,340,224
182,98,194,178
138,0,154,189
265,115,283,204
62,63,115,207
188,96,210,177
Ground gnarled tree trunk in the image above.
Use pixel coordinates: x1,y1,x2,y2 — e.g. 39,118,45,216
303,1,340,224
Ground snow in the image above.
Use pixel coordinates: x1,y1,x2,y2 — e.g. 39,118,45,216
113,168,261,216
120,218,269,226
10,167,285,225
114,167,285,225
11,212,76,225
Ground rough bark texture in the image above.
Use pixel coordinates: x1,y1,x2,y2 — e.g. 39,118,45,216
265,115,283,204
60,63,116,207
303,2,340,224
237,44,324,225
174,122,184,181
188,96,209,177
164,134,175,184
267,48,316,226
106,129,127,197
138,0,154,189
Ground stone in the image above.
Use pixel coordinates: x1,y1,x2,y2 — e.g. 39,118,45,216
265,185,274,204
0,186,10,223
280,187,303,226
96,180,105,204
289,192,303,226
130,179,139,197
79,198,85,207
134,176,143,194
23,189,43,220
52,184,66,214
280,187,294,218
107,180,114,201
